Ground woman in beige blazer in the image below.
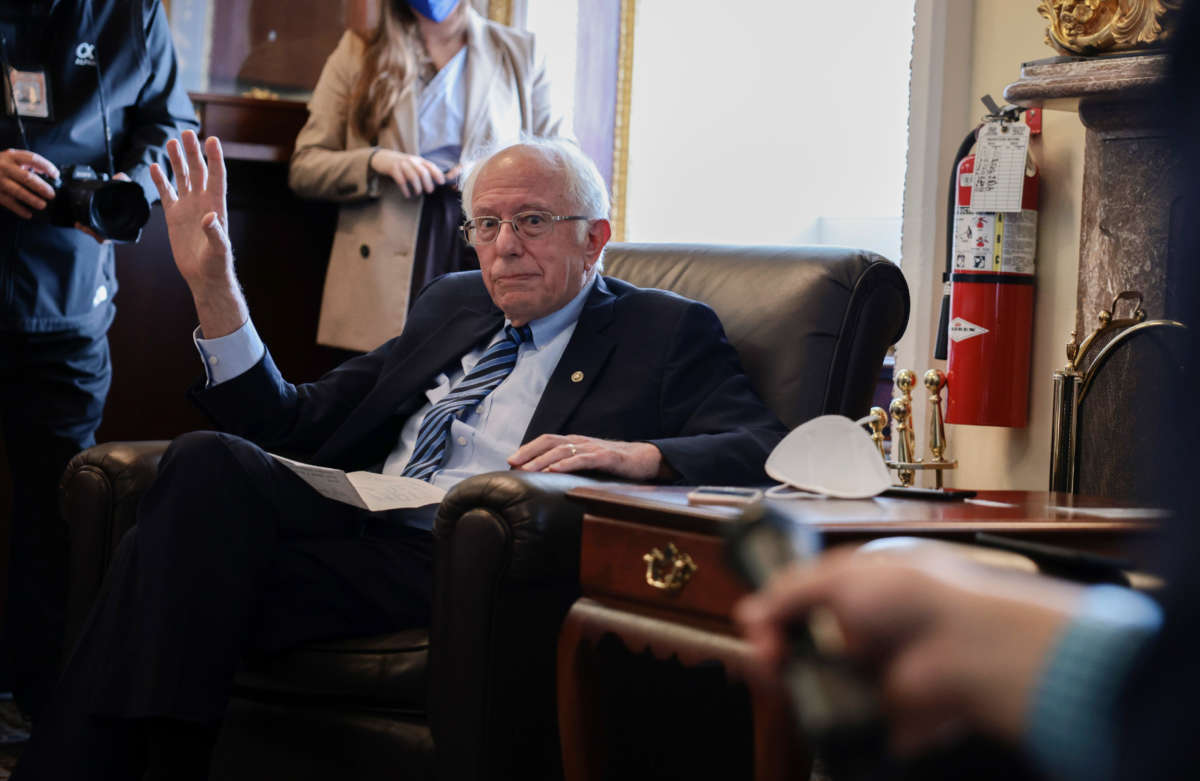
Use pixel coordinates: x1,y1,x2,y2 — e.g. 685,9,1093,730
290,0,565,352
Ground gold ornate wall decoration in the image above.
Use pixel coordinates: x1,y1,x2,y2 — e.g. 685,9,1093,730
611,0,637,243
487,0,514,26
1038,0,1182,56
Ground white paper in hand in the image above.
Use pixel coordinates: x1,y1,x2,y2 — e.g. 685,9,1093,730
765,415,891,499
271,454,446,511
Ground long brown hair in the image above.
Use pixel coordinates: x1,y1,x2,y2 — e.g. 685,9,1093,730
349,1,425,142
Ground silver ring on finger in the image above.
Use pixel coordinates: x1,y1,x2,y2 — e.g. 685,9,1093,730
568,443,578,457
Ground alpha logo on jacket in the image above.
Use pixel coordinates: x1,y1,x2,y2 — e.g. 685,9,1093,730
74,42,96,67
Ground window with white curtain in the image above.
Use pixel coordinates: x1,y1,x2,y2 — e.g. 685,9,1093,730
524,0,915,261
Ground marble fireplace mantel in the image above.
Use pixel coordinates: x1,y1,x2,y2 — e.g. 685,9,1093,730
1005,52,1168,110
1005,52,1187,339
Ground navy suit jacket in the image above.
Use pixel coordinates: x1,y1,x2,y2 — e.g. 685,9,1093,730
192,271,787,486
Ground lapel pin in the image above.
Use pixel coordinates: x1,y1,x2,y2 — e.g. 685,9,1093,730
570,371,584,383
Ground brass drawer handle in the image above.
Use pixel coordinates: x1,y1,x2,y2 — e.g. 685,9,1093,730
642,543,698,592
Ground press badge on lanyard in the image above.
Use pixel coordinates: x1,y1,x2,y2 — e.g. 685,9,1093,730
3,65,52,120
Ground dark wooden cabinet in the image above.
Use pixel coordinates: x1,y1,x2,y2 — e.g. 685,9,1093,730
190,93,310,163
207,0,349,92
196,0,377,94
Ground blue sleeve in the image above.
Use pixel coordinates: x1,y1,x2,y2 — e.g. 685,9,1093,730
119,0,200,204
1025,585,1163,781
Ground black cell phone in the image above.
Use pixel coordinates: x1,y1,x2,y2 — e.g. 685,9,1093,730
882,485,977,501
725,503,886,777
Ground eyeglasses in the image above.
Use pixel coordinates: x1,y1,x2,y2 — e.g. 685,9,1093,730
461,210,590,245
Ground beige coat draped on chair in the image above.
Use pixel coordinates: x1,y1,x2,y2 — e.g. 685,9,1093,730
289,8,565,352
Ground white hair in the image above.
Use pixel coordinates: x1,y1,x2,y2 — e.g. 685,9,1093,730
460,136,612,223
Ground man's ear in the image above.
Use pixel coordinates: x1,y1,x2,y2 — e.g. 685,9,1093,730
584,219,612,264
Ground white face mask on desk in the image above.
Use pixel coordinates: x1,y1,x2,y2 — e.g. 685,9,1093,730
764,414,891,499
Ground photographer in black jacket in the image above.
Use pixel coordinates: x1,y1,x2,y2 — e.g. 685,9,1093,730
0,0,196,721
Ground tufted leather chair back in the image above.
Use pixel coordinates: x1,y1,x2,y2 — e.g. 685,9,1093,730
603,243,909,427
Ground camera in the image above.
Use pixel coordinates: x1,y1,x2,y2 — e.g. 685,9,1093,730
34,164,150,242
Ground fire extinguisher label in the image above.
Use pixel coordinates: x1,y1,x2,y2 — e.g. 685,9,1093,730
954,209,995,271
952,207,1037,275
949,317,990,343
998,210,1037,274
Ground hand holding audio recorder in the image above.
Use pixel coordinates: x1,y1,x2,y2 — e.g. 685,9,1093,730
726,502,887,778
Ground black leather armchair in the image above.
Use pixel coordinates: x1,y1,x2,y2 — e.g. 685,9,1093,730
58,243,908,780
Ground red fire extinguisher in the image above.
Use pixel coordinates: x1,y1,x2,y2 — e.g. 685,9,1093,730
944,151,1040,427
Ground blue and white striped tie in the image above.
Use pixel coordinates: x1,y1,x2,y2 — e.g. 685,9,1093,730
401,324,532,481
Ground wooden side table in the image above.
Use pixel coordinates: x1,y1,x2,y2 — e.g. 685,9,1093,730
557,486,1161,781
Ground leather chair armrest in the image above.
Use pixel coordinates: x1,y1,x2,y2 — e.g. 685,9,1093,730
429,470,601,780
59,440,169,654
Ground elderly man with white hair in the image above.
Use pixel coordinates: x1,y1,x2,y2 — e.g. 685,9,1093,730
15,131,785,780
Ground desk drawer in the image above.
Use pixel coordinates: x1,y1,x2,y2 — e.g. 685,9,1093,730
579,515,748,621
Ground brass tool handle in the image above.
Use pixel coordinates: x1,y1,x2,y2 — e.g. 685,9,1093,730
642,543,698,592
1068,290,1146,370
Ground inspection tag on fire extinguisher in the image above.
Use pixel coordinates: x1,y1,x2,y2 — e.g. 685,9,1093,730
970,120,1030,214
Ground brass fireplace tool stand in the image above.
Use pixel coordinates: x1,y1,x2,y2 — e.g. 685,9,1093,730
868,369,958,488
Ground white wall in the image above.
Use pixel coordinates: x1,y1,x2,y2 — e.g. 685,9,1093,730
942,2,1086,489
895,0,974,469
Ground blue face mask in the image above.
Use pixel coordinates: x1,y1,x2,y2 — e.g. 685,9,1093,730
407,0,459,23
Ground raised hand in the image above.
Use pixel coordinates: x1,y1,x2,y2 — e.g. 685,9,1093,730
150,130,248,338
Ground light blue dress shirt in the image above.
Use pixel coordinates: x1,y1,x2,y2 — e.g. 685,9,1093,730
417,46,467,172
380,274,595,491
193,275,598,529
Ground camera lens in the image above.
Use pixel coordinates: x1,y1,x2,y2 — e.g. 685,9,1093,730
90,181,150,240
